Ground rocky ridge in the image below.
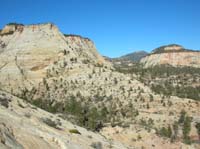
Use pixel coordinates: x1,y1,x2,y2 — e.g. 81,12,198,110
140,44,200,68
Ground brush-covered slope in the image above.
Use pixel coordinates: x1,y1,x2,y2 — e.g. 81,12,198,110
117,51,148,62
109,51,148,68
140,44,200,68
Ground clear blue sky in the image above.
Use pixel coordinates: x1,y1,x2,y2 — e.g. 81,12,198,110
1,0,200,57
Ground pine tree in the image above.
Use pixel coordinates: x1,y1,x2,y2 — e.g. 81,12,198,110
195,122,200,141
182,116,192,144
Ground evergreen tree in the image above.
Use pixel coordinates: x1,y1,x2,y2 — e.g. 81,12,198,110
195,122,200,141
182,116,192,144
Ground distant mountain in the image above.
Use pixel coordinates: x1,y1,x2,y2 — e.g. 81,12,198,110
106,51,148,67
118,51,148,62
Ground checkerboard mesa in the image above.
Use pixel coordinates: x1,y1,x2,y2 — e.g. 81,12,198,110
140,44,200,68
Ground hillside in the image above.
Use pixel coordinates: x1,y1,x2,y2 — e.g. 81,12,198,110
0,90,126,149
107,51,148,68
114,51,148,62
0,23,200,149
140,44,200,68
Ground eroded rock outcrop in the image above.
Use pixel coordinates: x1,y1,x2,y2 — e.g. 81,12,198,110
0,123,23,149
0,23,107,94
140,44,200,68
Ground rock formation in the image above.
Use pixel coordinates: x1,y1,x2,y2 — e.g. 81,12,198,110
140,44,200,68
0,23,107,94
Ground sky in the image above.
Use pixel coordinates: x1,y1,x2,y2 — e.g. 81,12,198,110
0,0,200,57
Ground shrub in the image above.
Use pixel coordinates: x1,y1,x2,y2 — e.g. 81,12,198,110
157,126,172,138
7,22,24,26
195,122,200,141
137,134,142,140
32,99,63,113
91,142,102,149
182,116,192,144
171,121,178,142
147,103,150,109
64,96,105,131
178,110,186,124
114,78,118,84
69,129,81,134
149,94,154,102
0,97,10,108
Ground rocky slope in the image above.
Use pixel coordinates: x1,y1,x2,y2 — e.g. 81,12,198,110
140,44,200,68
0,23,200,148
0,23,107,94
0,90,127,149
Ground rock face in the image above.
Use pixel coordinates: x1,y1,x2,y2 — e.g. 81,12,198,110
0,23,107,93
0,122,23,149
152,44,185,54
140,44,200,68
0,23,24,35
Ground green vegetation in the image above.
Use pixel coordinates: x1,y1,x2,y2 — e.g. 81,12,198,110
171,121,179,142
139,118,154,132
115,64,200,101
149,94,154,102
6,22,24,26
69,129,81,134
178,110,186,124
195,122,200,141
151,84,200,101
182,116,192,144
156,125,172,138
116,64,200,77
64,96,106,131
32,99,63,113
31,95,108,132
156,111,193,144
178,110,192,144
